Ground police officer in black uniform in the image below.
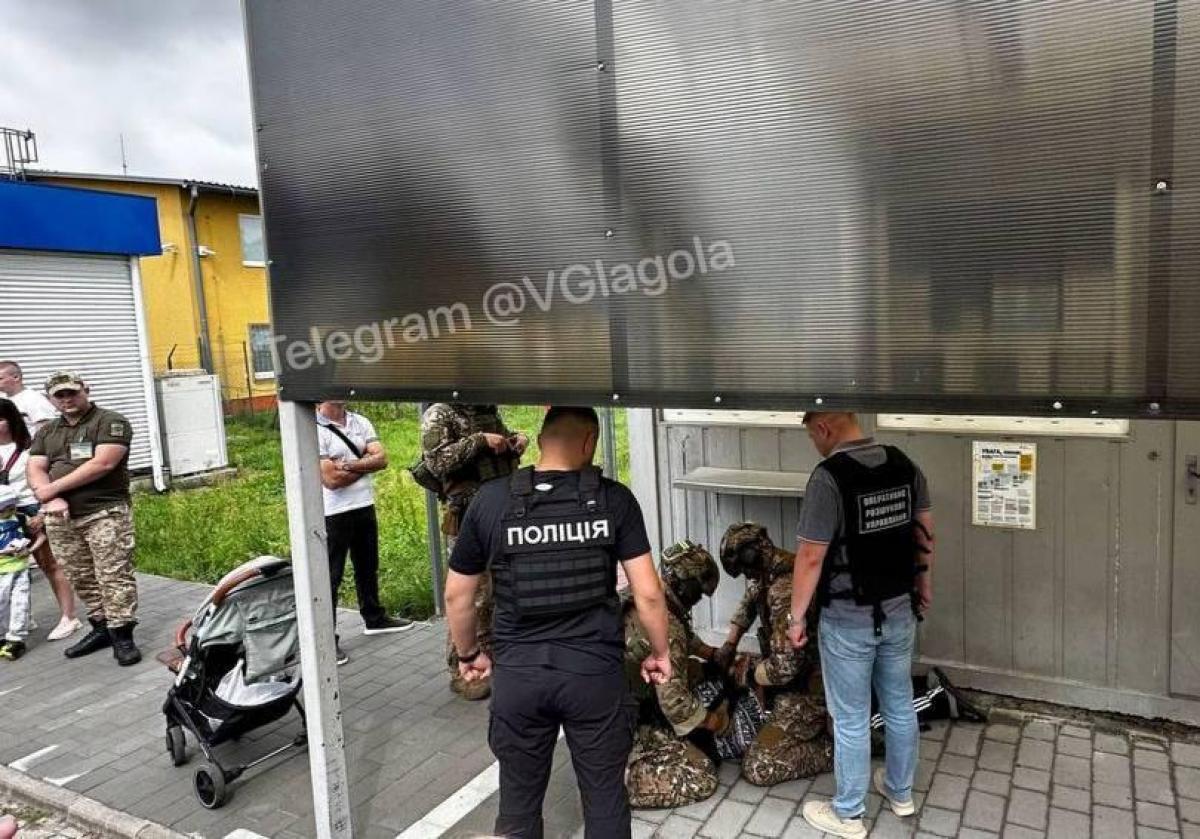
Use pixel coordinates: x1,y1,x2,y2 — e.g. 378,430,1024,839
444,406,671,839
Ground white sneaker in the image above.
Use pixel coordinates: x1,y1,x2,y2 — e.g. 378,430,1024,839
873,767,917,816
801,800,867,838
47,617,82,641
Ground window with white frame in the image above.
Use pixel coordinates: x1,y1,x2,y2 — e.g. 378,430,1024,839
239,214,265,266
248,324,275,379
662,409,807,427
876,414,1129,437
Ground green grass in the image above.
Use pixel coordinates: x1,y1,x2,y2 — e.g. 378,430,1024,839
133,404,630,619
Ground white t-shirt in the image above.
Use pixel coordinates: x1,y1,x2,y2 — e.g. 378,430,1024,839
317,411,379,516
8,388,58,436
0,443,35,508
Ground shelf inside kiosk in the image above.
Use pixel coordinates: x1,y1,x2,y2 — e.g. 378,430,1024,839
672,466,809,498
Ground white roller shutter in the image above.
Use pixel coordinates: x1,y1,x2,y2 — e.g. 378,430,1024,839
0,250,154,471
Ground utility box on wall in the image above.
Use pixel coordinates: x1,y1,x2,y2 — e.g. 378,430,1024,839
156,371,228,477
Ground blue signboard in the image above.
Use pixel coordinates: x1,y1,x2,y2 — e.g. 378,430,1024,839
0,179,160,256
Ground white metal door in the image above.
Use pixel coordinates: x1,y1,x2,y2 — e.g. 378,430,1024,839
0,250,154,471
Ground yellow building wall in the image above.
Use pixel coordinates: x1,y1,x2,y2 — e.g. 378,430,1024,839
39,177,277,408
41,178,203,373
191,194,276,404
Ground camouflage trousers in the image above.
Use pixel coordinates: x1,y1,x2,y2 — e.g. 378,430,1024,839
742,692,834,786
446,564,494,700
627,725,718,809
44,504,137,628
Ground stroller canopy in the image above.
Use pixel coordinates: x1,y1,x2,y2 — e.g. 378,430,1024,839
194,556,299,683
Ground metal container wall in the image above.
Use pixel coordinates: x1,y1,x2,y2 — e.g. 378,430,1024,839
652,415,1199,723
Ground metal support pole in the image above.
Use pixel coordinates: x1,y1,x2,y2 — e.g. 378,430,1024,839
278,399,353,838
185,185,215,374
419,403,446,616
626,408,661,560
426,487,446,616
601,406,618,480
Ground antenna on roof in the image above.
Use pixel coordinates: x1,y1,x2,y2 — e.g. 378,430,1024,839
119,132,128,175
0,127,38,181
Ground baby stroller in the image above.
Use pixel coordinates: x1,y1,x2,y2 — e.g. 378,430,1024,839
159,556,307,809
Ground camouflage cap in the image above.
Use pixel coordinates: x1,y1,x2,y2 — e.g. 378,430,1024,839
660,539,719,608
719,522,773,578
44,370,85,395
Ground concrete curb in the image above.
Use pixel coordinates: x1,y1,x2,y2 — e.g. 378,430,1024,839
0,764,190,839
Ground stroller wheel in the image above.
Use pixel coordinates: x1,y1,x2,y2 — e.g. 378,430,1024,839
194,763,230,809
166,726,187,767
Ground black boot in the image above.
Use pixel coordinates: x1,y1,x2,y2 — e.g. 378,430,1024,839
64,618,111,658
110,624,142,667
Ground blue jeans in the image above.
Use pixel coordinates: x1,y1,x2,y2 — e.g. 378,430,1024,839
819,610,919,819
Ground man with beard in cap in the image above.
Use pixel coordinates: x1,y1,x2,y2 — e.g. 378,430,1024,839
27,371,140,666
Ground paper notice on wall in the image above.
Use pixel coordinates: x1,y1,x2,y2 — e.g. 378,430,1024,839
972,442,1037,529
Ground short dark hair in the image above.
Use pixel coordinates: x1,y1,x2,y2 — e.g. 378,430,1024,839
0,398,32,450
803,410,856,426
541,406,600,434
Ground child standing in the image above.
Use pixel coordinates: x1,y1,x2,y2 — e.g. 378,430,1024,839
0,485,33,660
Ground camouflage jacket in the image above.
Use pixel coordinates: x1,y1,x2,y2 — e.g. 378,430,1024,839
419,403,519,502
623,597,707,737
729,547,804,686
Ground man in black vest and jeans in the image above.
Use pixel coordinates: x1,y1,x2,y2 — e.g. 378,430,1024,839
788,412,936,838
445,406,671,839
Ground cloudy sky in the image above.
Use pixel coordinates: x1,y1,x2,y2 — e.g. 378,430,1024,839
0,1,257,186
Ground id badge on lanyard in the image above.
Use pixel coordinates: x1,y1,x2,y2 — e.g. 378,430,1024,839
70,438,94,461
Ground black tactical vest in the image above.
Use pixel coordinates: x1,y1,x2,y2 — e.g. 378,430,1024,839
494,466,616,620
817,445,924,634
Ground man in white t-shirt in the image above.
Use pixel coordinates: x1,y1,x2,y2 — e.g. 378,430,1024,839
317,401,412,665
0,361,58,435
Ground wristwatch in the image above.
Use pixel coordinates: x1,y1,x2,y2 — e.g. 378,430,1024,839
458,647,481,664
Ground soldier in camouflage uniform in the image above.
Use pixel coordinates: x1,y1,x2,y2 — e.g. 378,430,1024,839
26,371,141,667
718,522,834,786
420,403,527,700
623,540,727,809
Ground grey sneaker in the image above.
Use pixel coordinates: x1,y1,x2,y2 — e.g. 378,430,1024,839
874,767,916,816
801,800,867,838
335,643,349,666
363,616,415,636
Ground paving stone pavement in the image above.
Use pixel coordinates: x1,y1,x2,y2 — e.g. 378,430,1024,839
2,573,494,839
6,573,1200,838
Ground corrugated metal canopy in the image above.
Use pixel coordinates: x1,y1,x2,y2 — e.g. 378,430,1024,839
244,0,1200,418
